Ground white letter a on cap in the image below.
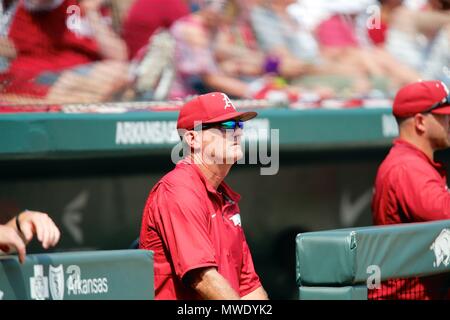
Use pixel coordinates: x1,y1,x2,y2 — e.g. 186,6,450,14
222,93,235,110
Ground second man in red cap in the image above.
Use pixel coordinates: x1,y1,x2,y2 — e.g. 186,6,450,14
371,80,450,299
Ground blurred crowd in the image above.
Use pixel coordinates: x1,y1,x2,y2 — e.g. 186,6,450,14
0,0,448,106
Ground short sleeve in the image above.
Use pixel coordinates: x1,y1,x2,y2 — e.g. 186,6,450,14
151,183,218,280
239,236,262,297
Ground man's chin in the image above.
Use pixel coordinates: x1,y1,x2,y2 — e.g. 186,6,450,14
225,151,243,164
201,153,243,165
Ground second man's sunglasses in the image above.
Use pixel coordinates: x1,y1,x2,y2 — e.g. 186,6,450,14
423,94,450,113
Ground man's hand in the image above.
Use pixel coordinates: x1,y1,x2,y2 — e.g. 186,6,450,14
17,210,61,249
0,225,26,263
185,267,241,300
2,210,60,264
6,210,61,251
241,286,269,300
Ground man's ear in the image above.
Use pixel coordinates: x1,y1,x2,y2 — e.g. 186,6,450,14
183,130,201,151
413,113,427,134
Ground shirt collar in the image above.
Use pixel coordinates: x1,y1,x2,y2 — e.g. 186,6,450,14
177,158,241,203
393,138,446,171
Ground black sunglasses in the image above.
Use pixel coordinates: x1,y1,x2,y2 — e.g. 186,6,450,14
423,94,450,113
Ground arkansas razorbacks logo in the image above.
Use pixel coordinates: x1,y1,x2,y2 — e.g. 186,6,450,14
222,93,236,110
430,228,450,268
230,213,241,227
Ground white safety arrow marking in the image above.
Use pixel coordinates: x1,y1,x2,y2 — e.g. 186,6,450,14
62,191,88,244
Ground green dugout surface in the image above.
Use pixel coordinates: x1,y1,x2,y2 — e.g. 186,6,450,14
0,249,154,300
296,220,450,286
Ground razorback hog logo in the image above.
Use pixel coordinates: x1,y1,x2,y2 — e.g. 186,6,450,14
430,228,450,268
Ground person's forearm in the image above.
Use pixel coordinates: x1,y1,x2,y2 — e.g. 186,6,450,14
241,286,269,300
414,10,450,36
271,47,313,78
189,268,241,300
203,74,250,98
85,10,128,61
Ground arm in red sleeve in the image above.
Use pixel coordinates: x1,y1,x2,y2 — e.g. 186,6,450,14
239,235,263,297
396,164,450,221
151,183,218,281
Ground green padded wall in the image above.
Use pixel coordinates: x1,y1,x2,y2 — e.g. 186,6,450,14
0,249,154,300
296,220,450,286
299,285,368,300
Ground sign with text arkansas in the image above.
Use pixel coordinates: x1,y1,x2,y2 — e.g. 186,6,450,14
0,250,153,300
29,264,109,300
115,119,270,146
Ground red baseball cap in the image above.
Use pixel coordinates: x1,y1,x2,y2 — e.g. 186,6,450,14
177,92,257,130
393,80,450,117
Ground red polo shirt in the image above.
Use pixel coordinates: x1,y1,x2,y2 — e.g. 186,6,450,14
371,138,450,300
372,138,450,224
139,159,262,300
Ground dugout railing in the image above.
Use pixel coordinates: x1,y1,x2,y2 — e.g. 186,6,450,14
296,220,450,299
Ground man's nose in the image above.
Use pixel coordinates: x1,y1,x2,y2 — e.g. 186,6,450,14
233,128,243,138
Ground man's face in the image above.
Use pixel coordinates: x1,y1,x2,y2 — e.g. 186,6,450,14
200,124,243,165
425,113,450,150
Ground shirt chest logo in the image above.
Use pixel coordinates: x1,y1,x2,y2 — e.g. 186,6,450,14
230,214,241,227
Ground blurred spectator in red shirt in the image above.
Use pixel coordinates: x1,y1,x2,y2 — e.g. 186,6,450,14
122,0,190,60
311,0,420,91
367,0,403,46
0,0,129,104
